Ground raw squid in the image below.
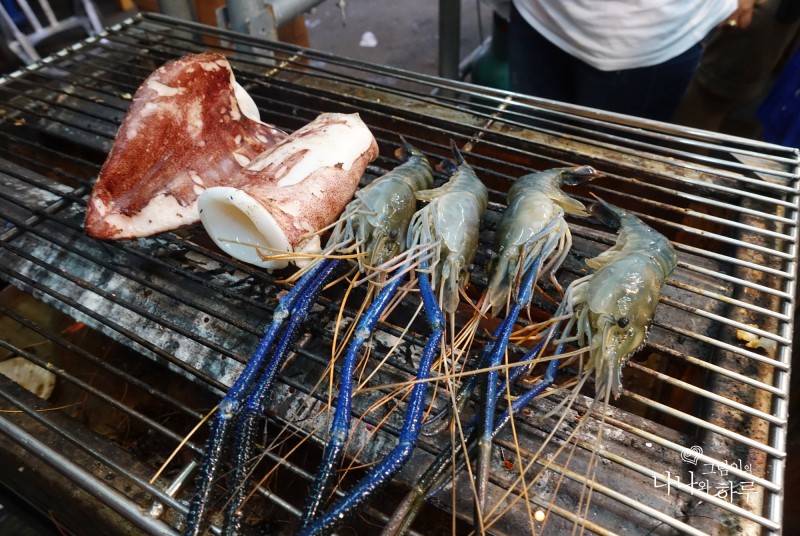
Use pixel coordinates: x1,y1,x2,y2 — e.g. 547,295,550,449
198,112,379,270
84,53,287,239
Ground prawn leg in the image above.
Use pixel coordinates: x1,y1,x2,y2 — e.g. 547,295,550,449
387,195,677,535
221,258,341,534
475,244,550,517
300,142,485,534
382,259,553,533
424,165,598,433
183,257,340,536
381,328,560,536
441,219,563,430
300,265,444,536
300,263,410,527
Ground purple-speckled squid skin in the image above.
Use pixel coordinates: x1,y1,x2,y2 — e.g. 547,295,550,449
84,53,287,240
223,113,380,250
196,112,379,270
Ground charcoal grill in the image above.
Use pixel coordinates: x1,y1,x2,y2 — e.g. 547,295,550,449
0,13,795,536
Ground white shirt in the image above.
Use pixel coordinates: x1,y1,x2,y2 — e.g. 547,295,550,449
512,0,737,71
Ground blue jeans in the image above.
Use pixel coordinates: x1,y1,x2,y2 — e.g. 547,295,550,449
508,5,703,122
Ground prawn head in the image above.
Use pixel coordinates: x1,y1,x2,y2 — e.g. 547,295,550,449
329,138,434,273
485,165,601,315
579,256,662,397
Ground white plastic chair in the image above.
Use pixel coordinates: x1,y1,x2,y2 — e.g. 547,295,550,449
0,0,103,64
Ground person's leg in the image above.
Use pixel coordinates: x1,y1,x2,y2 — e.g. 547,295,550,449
508,3,574,103
570,43,703,122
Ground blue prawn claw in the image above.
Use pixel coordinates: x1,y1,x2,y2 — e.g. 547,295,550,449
183,258,340,536
299,141,488,534
183,139,439,536
299,264,443,535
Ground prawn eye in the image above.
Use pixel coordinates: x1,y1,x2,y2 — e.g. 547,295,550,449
617,317,630,328
466,263,475,273
389,229,399,239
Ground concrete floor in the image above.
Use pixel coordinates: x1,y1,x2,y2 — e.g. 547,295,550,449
305,0,493,78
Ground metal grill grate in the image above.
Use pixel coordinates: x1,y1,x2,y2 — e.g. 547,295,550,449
0,13,795,535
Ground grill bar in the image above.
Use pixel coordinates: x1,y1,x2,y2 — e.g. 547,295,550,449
503,453,709,536
607,415,778,492
0,415,178,535
0,12,795,535
0,336,199,450
0,385,185,535
596,444,781,531
661,295,789,346
622,390,782,458
627,361,782,428
0,252,233,394
677,258,791,298
0,303,203,418
668,279,790,321
0,185,268,336
54,18,798,187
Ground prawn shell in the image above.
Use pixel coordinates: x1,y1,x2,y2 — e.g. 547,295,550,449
199,113,379,269
494,191,561,248
507,168,591,217
484,166,594,316
410,148,487,313
432,195,484,269
586,255,663,352
360,147,435,245
324,143,434,274
581,198,677,397
357,175,423,264
486,193,562,313
85,53,287,240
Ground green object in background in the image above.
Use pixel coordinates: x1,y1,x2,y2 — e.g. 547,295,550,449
471,10,510,91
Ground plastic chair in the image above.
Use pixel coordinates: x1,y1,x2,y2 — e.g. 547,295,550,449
0,0,103,64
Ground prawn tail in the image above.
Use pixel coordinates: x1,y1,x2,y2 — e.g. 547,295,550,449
435,139,466,176
448,139,466,165
562,165,604,186
589,197,624,230
395,135,423,161
435,157,458,177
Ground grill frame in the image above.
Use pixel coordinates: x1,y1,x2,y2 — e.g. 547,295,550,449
0,12,795,535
